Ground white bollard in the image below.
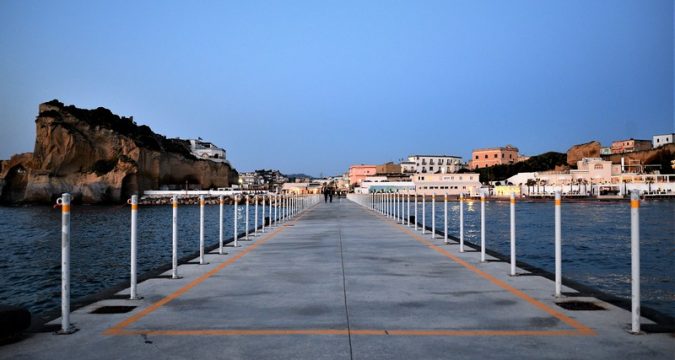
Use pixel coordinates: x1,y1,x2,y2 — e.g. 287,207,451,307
460,193,465,253
234,196,239,247
510,193,516,276
480,193,486,262
631,190,641,334
172,195,179,279
254,195,259,235
444,194,448,244
274,195,278,225
199,195,205,264
406,193,410,226
422,194,426,234
57,193,75,334
219,195,225,254
554,191,562,297
129,195,139,299
245,195,249,239
431,193,436,238
261,195,266,233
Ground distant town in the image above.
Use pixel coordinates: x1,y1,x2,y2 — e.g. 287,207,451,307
237,134,675,199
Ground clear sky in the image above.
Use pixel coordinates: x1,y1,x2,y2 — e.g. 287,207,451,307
1,1,673,177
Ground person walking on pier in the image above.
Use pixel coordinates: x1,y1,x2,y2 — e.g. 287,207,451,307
323,186,330,203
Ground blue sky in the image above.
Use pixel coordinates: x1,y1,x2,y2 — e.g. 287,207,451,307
1,0,672,176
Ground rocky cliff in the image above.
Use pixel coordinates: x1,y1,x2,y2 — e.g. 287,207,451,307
0,100,237,203
566,141,601,166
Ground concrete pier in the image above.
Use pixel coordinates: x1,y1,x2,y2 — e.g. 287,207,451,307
1,199,672,359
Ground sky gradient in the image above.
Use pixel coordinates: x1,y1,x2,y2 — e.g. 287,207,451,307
1,0,673,176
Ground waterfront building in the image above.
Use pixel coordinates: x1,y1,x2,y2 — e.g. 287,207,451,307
189,139,228,163
410,173,481,196
376,162,402,175
610,139,652,154
407,155,462,174
349,165,377,186
400,161,416,173
652,133,674,148
600,147,612,155
239,172,264,190
282,182,323,194
358,180,415,194
469,145,521,169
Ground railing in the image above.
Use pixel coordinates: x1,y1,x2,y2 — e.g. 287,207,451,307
349,190,644,334
54,192,321,334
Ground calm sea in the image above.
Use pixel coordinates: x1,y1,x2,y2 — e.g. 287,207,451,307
0,200,673,320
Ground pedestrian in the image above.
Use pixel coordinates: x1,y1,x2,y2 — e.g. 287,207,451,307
329,187,334,203
323,186,330,203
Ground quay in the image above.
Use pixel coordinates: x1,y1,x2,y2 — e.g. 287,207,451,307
1,198,672,359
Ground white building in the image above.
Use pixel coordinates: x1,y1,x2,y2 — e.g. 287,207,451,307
410,173,481,196
653,133,674,148
189,139,227,163
407,155,463,174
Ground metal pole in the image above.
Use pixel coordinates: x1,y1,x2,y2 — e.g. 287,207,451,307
262,194,266,233
58,193,74,334
245,195,249,239
555,191,562,297
480,193,486,262
431,193,436,238
274,194,278,224
234,195,239,247
631,190,641,333
444,194,448,244
130,195,138,299
414,193,418,231
510,193,516,276
406,193,410,226
254,195,259,235
219,195,225,254
199,195,205,264
172,195,179,279
422,194,426,234
459,193,464,253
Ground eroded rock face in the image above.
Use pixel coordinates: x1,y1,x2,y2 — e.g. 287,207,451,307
567,141,601,166
0,100,237,203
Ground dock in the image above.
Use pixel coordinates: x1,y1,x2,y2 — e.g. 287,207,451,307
1,198,672,359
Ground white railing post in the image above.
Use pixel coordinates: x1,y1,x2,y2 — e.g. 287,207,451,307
631,190,641,334
555,191,562,297
422,194,426,234
510,193,516,276
262,194,266,233
234,196,239,247
444,194,448,244
129,195,139,299
219,195,225,254
57,193,75,334
431,193,436,238
414,193,418,231
245,195,250,239
254,195,259,235
172,195,179,279
199,195,205,264
459,193,464,253
480,193,486,262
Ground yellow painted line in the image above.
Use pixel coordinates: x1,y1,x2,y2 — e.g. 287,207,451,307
631,200,639,209
379,212,595,336
62,204,70,213
109,328,583,337
555,199,561,206
131,204,138,211
104,204,317,336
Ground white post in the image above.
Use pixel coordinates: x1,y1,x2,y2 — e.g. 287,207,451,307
274,194,278,225
459,193,464,253
406,193,410,226
130,195,138,299
431,193,436,238
199,195,205,264
219,196,225,254
631,190,641,334
245,195,249,239
262,195,266,233
57,193,74,334
254,195,259,235
422,195,426,234
555,191,562,297
234,196,239,247
444,194,448,244
172,195,179,279
480,193,486,262
510,193,516,276
414,193,418,231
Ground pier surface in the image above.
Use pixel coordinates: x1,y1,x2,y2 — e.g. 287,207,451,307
1,199,672,359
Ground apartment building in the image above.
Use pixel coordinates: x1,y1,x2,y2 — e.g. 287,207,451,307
469,145,519,169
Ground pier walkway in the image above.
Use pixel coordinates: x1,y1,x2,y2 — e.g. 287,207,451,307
1,198,672,359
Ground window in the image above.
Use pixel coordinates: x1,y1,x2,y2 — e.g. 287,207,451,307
594,164,604,170
484,155,488,159
459,176,462,180
475,155,479,159
494,154,498,158
502,153,504,158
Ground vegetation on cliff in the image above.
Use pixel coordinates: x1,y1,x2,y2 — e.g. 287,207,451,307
464,152,568,183
42,99,195,159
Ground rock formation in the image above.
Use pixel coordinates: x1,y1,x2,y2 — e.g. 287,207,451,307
0,100,238,203
566,141,601,166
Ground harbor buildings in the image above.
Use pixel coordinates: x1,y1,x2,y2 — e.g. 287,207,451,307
349,165,377,186
652,133,674,148
189,139,228,163
411,173,482,196
406,155,463,174
610,139,652,154
469,145,521,169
